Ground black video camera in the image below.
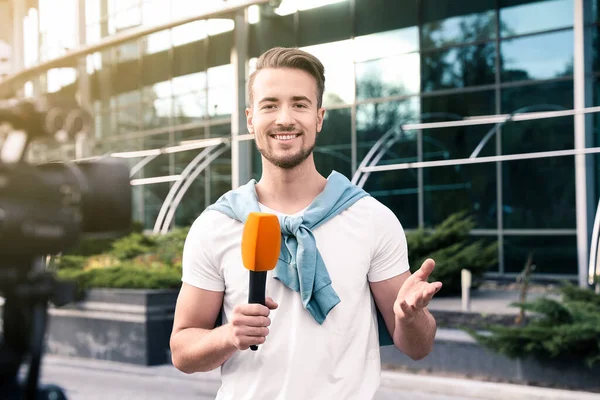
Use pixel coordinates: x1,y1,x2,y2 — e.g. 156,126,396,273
0,98,132,399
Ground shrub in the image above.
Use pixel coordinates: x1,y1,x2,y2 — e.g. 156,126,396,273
406,211,498,295
469,283,600,368
57,263,182,291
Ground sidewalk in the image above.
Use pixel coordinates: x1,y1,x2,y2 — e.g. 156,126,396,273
380,370,600,400
35,355,600,400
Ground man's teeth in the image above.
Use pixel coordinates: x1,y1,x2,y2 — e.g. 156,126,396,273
274,134,298,141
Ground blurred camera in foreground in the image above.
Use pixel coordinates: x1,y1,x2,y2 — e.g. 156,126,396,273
0,98,133,399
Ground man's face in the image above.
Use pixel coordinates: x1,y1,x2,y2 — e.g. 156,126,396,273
246,67,325,170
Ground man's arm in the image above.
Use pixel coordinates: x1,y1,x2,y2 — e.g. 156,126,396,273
170,283,278,374
370,259,441,360
170,283,236,373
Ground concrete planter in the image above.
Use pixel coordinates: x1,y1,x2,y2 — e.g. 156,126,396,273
381,328,600,392
45,288,179,366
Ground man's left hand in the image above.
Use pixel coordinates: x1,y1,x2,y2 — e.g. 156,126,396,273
394,258,442,323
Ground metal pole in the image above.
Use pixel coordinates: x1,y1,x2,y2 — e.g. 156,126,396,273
231,8,251,189
574,0,590,288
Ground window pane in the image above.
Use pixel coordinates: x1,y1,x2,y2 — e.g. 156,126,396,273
314,108,352,178
500,0,573,37
421,89,496,118
249,14,295,57
207,64,233,117
356,53,420,100
422,42,496,92
173,92,207,124
501,30,574,82
354,0,418,37
356,98,421,161
421,11,496,50
356,99,420,228
297,0,351,47
117,104,140,134
301,40,354,106
365,170,419,229
143,182,170,230
208,151,232,204
354,27,419,63
503,235,577,275
503,158,575,229
423,121,498,228
501,79,573,111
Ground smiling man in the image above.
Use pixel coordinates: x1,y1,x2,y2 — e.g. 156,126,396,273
170,47,442,399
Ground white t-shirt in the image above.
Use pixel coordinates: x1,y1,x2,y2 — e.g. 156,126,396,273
182,196,410,400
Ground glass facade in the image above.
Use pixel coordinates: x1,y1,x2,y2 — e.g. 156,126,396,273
11,0,600,279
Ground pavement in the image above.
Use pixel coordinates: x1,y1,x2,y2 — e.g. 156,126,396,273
30,354,600,400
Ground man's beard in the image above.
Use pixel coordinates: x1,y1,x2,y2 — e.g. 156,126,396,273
255,129,316,169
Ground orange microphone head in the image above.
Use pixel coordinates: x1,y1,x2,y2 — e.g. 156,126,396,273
241,212,281,272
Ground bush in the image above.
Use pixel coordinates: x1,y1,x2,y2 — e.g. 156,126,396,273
55,227,187,291
406,211,498,295
469,283,600,368
57,263,182,291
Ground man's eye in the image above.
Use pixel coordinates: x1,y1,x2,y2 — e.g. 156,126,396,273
262,105,275,109
294,104,307,108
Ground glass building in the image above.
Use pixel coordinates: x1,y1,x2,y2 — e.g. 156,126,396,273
1,0,599,284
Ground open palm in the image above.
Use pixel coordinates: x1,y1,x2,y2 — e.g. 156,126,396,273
394,258,443,322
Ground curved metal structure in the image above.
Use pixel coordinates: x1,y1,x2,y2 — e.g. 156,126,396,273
153,139,230,234
469,104,567,159
352,112,463,188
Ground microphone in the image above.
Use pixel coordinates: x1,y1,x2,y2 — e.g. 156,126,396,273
241,212,281,351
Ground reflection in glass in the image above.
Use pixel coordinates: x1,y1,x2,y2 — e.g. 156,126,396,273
501,29,574,82
143,182,170,230
314,108,352,178
500,0,573,37
421,89,495,118
503,158,575,229
142,98,172,130
354,27,419,63
174,92,207,123
209,151,232,204
143,30,171,55
172,21,207,46
421,11,496,50
502,116,574,155
422,43,496,91
501,79,573,112
423,163,496,228
208,64,234,117
356,53,420,100
503,235,576,274
356,97,421,162
301,40,354,105
117,104,141,134
172,72,207,95
364,170,419,229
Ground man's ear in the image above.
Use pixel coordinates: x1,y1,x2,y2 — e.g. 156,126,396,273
245,107,254,134
316,108,326,133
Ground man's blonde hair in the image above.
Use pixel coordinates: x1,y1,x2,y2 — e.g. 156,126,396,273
248,47,326,108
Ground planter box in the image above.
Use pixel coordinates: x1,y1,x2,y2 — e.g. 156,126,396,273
44,288,179,366
381,328,600,392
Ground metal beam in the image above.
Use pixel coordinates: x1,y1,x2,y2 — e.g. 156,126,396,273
0,0,269,98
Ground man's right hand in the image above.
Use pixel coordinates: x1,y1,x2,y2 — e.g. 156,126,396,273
228,297,278,350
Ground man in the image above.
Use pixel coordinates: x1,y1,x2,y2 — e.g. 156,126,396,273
170,47,442,399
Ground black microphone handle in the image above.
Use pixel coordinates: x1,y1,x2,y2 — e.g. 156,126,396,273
248,271,267,351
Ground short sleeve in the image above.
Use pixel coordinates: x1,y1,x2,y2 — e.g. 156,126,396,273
367,199,411,282
181,210,225,291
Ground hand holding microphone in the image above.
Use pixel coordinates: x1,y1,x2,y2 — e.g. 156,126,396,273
229,212,281,351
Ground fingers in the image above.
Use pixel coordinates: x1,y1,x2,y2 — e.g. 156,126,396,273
396,281,441,320
229,301,277,351
413,258,436,282
265,297,279,310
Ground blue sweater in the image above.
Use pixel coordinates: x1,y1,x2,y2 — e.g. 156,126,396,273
206,170,394,346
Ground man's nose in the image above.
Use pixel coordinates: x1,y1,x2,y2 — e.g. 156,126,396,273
275,107,294,126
